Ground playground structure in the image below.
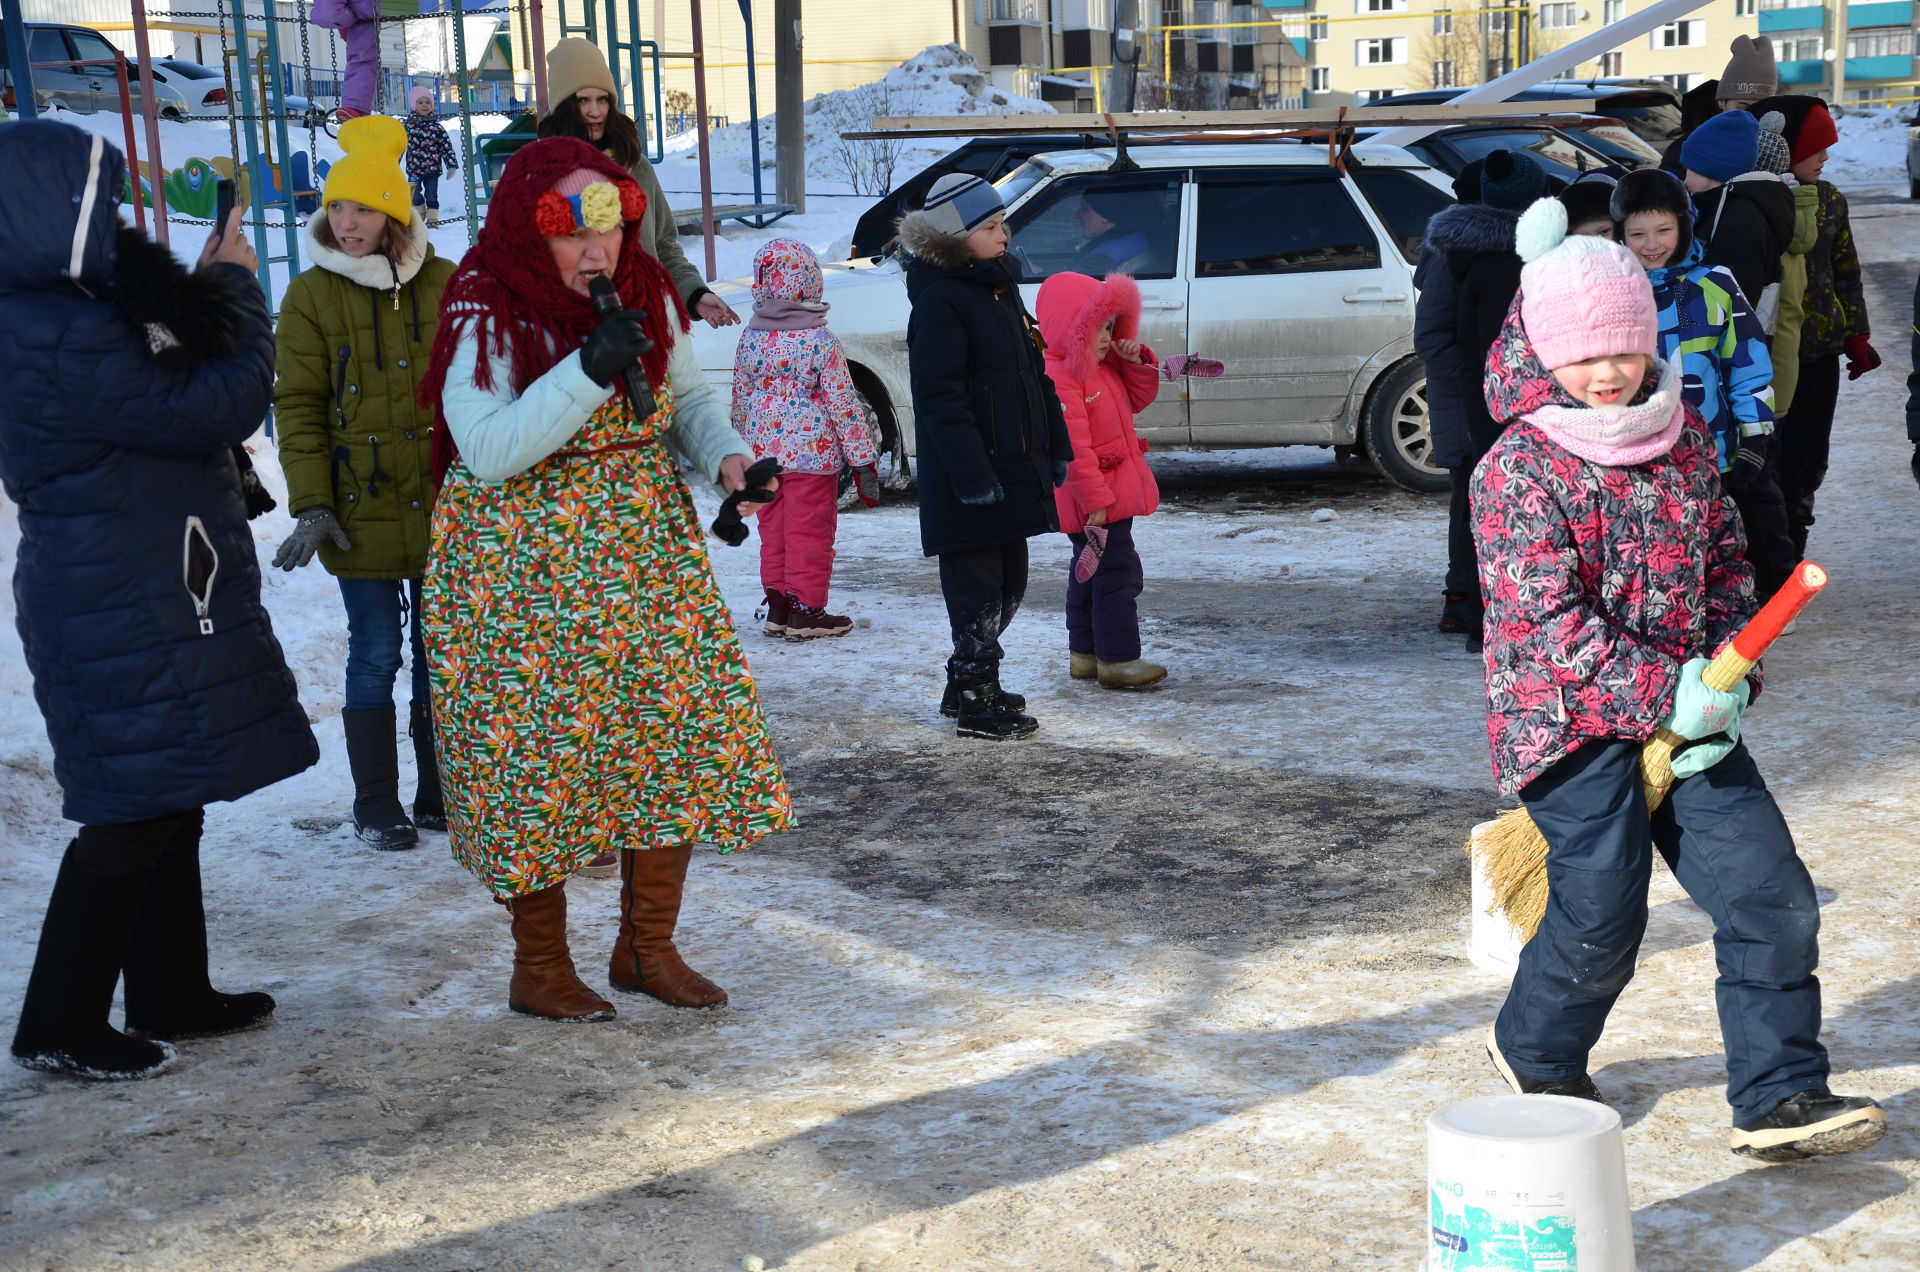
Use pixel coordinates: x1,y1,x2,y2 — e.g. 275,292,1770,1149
0,0,782,295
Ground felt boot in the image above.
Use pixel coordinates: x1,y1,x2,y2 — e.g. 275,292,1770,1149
122,815,276,1042
408,699,447,832
1096,658,1168,690
609,845,727,1008
12,834,177,1080
503,884,614,1022
342,707,418,850
1069,651,1098,680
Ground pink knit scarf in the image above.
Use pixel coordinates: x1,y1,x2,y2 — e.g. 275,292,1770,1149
1526,363,1684,466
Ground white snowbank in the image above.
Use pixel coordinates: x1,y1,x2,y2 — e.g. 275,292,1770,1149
1829,106,1914,186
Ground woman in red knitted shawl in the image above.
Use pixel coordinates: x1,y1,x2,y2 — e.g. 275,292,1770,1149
418,138,790,1024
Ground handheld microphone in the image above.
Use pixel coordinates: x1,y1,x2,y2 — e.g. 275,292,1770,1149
586,275,656,426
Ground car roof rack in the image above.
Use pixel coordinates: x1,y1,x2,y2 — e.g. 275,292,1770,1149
843,102,1594,173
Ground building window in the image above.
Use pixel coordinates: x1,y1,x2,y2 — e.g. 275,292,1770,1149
1539,3,1578,30
1194,0,1220,24
1599,51,1623,76
1356,0,1406,11
1484,55,1513,78
1431,58,1456,87
1849,86,1892,104
1310,66,1331,92
1309,16,1329,40
1651,20,1707,49
1602,0,1623,22
1357,87,1398,103
1757,0,1793,8
1356,36,1406,65
1432,9,1453,36
1655,72,1703,92
987,0,1040,20
1847,28,1914,59
1482,10,1510,36
1780,36,1822,61
1733,0,1756,15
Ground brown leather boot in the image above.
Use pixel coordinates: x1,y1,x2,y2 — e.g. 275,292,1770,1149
609,846,728,1008
503,884,615,1022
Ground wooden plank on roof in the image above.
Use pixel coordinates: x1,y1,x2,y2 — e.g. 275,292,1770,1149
841,101,1594,140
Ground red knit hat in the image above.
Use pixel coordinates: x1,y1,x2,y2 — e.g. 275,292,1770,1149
1787,101,1838,163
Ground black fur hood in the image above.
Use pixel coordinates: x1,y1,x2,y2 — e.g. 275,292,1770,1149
109,226,258,371
1425,202,1519,257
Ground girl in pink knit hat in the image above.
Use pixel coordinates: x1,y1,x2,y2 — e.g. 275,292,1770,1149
1471,198,1885,1162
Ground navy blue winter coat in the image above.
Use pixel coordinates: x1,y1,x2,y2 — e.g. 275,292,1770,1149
1412,202,1522,469
897,212,1072,557
0,120,317,825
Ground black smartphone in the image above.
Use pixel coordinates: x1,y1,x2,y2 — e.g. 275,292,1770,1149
213,178,235,234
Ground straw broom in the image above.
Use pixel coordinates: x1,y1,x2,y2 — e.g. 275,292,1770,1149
1470,561,1830,942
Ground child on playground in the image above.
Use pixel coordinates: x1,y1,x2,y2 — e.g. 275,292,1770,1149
401,86,458,228
1471,197,1885,1162
1034,270,1166,689
731,237,879,640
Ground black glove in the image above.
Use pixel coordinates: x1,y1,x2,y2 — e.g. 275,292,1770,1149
233,445,277,520
957,481,1005,507
1050,458,1069,488
579,310,653,388
272,506,352,570
1722,432,1776,493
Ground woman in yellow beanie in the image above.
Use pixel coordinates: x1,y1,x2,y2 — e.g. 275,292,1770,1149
537,37,740,329
270,114,457,850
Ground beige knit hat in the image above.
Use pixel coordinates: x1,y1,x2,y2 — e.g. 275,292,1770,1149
1717,35,1777,102
547,37,617,108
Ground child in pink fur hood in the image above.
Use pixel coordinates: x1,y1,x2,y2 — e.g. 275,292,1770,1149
1034,271,1166,690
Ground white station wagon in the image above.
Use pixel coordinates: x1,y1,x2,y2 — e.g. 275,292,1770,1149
692,142,1458,492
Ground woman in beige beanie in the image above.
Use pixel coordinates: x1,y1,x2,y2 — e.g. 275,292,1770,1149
538,37,740,330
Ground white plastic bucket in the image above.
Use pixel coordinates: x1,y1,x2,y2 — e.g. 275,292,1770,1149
1426,1094,1635,1272
1468,820,1527,975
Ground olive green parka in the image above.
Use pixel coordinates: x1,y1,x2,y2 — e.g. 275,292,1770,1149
274,212,453,579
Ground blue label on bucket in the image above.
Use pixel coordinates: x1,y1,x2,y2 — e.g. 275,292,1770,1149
1429,1187,1577,1270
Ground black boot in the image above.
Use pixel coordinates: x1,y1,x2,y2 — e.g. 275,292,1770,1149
1732,1089,1887,1161
408,699,447,832
955,682,1038,740
342,707,418,850
12,830,177,1080
122,814,276,1042
939,672,1026,719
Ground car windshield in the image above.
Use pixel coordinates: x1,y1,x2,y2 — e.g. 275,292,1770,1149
161,59,223,79
993,160,1053,211
1423,128,1606,184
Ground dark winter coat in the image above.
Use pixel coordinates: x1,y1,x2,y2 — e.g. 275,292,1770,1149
898,212,1072,557
1691,173,1794,324
1907,272,1920,444
1412,203,1522,469
0,119,318,825
274,213,452,578
1796,180,1868,362
1658,80,1724,174
1472,303,1756,797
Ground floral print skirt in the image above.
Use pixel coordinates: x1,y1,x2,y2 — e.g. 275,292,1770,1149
423,390,791,897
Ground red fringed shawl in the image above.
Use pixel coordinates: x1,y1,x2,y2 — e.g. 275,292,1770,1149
419,136,690,484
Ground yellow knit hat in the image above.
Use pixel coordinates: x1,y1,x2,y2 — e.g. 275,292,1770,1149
322,115,413,225
547,37,618,109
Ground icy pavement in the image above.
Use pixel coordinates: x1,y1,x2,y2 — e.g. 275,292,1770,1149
1,187,1918,1272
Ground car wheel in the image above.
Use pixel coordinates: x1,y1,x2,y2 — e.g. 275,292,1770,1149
1911,175,1920,200
1362,359,1447,494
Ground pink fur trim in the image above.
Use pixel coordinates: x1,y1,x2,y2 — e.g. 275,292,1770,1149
1037,272,1142,384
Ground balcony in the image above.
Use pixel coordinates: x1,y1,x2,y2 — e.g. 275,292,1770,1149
985,0,1042,23
1776,58,1825,83
1260,0,1313,8
1847,1,1914,28
1757,6,1823,32
1846,52,1915,78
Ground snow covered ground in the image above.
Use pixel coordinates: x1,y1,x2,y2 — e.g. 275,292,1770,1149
2,72,1919,1270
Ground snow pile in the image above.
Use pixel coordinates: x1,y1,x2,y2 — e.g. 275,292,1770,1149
1828,106,1914,186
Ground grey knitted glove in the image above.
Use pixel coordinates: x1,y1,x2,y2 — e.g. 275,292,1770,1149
272,506,352,571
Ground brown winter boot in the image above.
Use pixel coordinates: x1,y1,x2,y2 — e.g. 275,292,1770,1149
609,845,728,1008
502,884,615,1022
1097,658,1168,689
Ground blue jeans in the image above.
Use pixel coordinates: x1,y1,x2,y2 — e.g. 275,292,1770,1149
1495,738,1828,1124
338,578,428,711
412,172,440,210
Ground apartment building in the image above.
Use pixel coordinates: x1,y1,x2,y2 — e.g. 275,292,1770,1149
1239,0,1917,108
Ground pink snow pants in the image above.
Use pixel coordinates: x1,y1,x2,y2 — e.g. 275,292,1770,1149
757,471,839,608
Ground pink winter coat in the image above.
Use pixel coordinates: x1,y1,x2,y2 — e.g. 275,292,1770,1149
1034,272,1161,535
729,239,875,476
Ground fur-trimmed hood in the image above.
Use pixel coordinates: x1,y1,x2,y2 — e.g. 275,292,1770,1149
1424,202,1519,257
303,210,435,293
896,208,979,271
1034,271,1140,384
109,225,259,371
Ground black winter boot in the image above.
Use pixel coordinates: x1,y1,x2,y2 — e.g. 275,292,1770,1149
12,830,177,1080
409,699,447,832
342,707,418,850
122,813,276,1042
1732,1089,1887,1161
955,683,1038,740
939,672,1026,719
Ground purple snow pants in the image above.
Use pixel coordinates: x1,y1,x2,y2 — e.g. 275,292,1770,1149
1065,516,1143,663
313,0,379,116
